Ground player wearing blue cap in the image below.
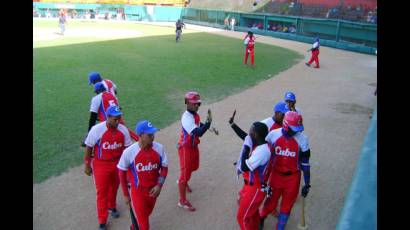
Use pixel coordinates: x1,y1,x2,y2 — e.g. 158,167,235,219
284,92,301,115
88,72,118,97
84,105,132,230
118,120,168,230
229,101,289,141
81,82,139,146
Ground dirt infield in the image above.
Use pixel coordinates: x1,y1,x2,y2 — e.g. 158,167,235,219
33,24,377,230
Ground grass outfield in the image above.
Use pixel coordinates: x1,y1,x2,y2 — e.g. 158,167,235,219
33,20,303,183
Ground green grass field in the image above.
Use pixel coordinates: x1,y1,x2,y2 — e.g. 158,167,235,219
33,20,303,183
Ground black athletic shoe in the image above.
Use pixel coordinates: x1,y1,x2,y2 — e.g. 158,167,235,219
259,216,266,230
98,223,106,230
305,63,310,67
110,208,120,218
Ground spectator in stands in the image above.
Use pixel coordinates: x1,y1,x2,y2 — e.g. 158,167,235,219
289,25,296,33
46,9,51,18
257,22,263,30
277,24,283,32
230,17,236,31
370,13,377,24
224,16,230,30
282,26,289,33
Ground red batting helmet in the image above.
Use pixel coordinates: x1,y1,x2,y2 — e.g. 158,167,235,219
185,91,201,104
283,111,304,132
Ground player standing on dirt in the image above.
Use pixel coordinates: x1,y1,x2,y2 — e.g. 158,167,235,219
177,91,212,211
306,37,320,68
84,105,132,230
236,122,272,230
118,120,168,230
243,31,256,67
284,92,302,114
259,111,311,230
175,19,185,42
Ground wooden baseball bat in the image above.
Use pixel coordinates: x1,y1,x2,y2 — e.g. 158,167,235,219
298,197,308,229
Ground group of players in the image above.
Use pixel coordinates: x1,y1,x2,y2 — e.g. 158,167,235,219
82,70,311,230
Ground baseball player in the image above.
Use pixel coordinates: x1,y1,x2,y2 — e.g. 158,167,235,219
58,11,66,35
258,111,311,230
88,72,118,97
236,122,272,230
177,91,212,211
229,101,288,141
305,37,320,68
82,82,139,145
84,105,132,230
118,120,168,230
243,31,256,66
175,19,185,42
284,92,302,115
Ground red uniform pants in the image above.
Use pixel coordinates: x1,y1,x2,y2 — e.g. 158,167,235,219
92,160,120,224
178,146,199,201
260,171,301,218
237,184,266,230
178,146,199,184
244,48,255,65
130,187,158,230
307,49,320,68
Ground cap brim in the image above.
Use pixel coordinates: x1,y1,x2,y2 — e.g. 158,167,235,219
289,125,304,132
145,127,158,134
188,100,201,104
107,112,123,117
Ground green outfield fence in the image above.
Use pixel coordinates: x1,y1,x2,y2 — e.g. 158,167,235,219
181,8,377,54
33,2,376,54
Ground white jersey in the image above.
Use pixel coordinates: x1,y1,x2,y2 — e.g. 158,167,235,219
245,143,271,171
181,111,199,135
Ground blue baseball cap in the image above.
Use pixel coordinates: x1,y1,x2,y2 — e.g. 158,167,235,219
88,72,102,85
135,120,158,135
106,105,122,117
284,92,296,102
94,82,106,92
274,101,289,114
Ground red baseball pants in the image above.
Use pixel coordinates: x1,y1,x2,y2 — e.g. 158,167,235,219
244,48,255,65
130,187,157,230
260,171,301,218
307,49,320,68
92,160,120,224
178,146,199,201
237,184,266,230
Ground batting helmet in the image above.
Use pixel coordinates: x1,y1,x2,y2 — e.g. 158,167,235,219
185,91,201,104
283,111,304,132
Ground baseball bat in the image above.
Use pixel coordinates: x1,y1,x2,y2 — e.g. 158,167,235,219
298,197,308,230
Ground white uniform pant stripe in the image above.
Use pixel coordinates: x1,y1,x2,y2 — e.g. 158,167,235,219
243,188,259,230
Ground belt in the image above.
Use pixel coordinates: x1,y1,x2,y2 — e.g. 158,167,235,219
244,179,254,186
275,170,294,176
